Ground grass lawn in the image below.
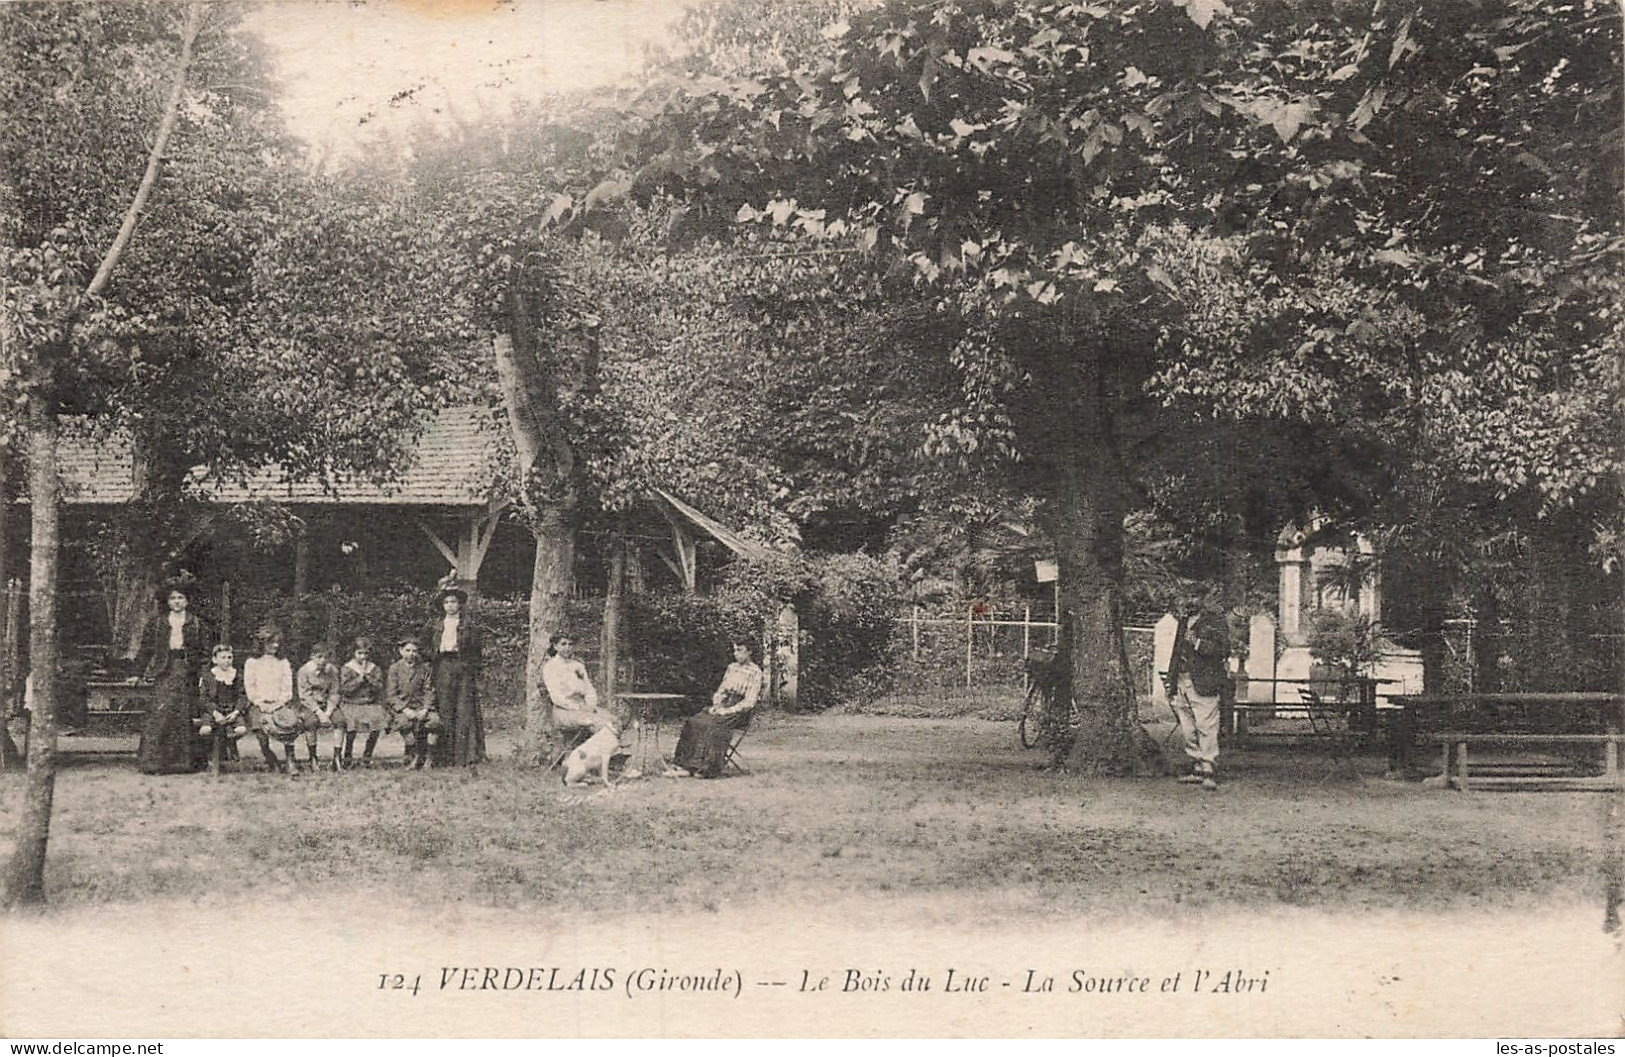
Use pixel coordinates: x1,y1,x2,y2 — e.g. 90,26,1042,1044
3,711,1621,1038
1,711,1613,919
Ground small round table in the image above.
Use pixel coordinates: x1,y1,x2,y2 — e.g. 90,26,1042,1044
616,692,688,778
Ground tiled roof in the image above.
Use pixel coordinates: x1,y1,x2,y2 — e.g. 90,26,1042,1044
56,406,499,507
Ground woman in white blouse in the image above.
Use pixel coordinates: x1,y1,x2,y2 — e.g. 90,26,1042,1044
666,639,762,778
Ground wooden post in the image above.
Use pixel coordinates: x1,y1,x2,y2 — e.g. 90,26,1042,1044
1021,603,1032,694
965,605,973,689
219,581,231,648
775,603,799,711
601,528,626,707
911,606,920,661
293,532,310,597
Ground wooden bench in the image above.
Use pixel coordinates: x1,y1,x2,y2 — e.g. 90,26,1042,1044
1423,732,1625,792
19,680,151,757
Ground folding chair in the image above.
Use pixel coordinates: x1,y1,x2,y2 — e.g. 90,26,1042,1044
1300,688,1362,782
722,711,754,776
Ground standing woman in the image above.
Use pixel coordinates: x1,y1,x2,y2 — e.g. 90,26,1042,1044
136,578,211,774
424,580,484,766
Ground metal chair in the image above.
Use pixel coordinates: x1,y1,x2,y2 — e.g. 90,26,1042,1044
1300,688,1362,782
722,710,754,776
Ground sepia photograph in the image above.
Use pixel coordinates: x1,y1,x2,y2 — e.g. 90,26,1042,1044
0,0,1621,1040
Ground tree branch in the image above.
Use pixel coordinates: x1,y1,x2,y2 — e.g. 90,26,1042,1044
85,2,204,299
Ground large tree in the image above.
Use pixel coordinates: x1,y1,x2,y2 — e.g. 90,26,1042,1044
2,0,209,906
606,0,1620,770
0,1,475,904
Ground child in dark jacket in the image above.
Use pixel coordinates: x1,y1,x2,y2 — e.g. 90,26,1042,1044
195,644,247,777
386,638,438,770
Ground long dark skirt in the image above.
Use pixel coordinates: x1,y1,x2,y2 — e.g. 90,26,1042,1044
432,655,485,766
138,666,201,775
672,710,748,778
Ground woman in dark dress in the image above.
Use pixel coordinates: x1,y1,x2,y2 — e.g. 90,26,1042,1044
423,582,484,767
666,640,763,779
137,579,210,774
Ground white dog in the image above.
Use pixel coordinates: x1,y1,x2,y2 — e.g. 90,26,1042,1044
561,723,624,788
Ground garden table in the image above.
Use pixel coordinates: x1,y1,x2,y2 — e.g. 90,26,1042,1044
616,692,688,778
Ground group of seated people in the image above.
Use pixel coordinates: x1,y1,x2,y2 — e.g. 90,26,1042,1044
181,629,455,776
127,579,484,776
542,632,763,780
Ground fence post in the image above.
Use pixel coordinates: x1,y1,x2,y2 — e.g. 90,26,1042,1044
912,605,921,661
1021,603,1031,694
220,580,232,648
965,605,973,689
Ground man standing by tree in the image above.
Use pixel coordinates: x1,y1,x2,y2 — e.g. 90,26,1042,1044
1166,595,1231,792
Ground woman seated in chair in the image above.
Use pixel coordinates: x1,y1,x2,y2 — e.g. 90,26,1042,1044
665,639,762,779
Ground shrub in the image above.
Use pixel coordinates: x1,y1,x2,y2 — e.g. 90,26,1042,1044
798,552,906,709
1306,610,1388,679
221,550,912,724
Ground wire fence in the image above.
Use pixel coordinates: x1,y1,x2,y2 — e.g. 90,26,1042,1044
889,605,1158,697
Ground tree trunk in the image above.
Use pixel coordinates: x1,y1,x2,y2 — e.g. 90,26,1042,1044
1048,354,1143,775
0,458,20,767
1054,462,1142,773
4,392,61,908
112,558,158,664
520,505,575,765
1,1,201,908
111,436,158,661
494,311,584,767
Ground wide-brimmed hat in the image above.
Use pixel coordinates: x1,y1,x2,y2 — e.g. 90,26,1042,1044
157,574,197,604
433,571,468,607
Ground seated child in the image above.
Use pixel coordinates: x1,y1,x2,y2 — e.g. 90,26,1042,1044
244,625,297,776
296,641,344,772
385,637,439,770
338,636,386,767
195,644,248,776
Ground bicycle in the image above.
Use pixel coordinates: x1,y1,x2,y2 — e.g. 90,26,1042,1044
1019,648,1076,750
